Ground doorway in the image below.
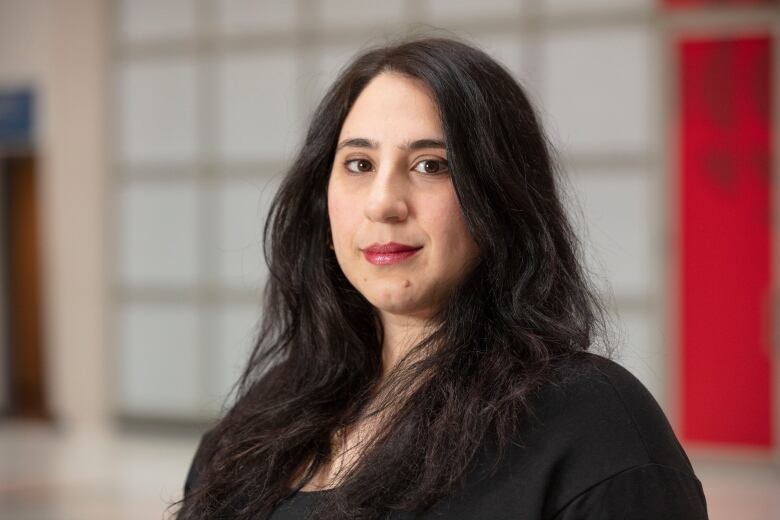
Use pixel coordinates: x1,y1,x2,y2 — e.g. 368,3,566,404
1,153,49,420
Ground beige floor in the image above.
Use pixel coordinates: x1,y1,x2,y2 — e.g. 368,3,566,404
0,421,198,519
1,421,778,519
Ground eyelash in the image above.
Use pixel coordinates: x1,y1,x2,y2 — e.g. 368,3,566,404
343,158,449,176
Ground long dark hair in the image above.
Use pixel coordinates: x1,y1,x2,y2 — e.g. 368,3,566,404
172,35,612,519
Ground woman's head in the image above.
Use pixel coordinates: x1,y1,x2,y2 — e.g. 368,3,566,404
175,35,609,520
278,36,575,332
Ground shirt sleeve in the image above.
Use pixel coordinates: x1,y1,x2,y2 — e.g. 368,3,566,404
552,463,709,520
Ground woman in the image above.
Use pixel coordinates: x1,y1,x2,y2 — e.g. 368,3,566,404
173,36,708,519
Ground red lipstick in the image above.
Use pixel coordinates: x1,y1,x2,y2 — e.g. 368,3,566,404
362,242,422,265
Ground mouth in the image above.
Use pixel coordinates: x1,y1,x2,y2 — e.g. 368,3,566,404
362,242,423,266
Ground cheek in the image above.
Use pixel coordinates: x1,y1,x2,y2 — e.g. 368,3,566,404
327,188,359,250
425,196,477,266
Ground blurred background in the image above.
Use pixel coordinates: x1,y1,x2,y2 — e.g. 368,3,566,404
0,0,777,518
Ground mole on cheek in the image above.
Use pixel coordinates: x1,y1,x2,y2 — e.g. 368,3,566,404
402,279,411,288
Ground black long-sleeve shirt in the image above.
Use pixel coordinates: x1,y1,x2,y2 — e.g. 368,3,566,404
183,352,709,519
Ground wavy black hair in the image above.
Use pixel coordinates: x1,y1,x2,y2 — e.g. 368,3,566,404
171,35,613,520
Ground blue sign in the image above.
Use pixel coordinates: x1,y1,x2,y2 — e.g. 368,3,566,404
0,89,34,147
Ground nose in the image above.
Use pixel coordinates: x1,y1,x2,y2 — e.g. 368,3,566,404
364,160,409,223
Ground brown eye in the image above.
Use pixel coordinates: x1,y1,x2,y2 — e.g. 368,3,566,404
345,159,373,173
413,159,449,175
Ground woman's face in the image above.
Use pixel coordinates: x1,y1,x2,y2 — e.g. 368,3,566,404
327,72,480,319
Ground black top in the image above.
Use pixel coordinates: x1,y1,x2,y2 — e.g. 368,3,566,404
183,353,709,519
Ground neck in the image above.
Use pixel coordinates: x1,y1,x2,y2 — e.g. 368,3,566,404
377,310,436,379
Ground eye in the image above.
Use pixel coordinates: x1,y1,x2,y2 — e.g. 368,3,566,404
413,158,449,176
344,158,374,173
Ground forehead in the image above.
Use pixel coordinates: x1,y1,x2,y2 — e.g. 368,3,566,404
338,72,443,139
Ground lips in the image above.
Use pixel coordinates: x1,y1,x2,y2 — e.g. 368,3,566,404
363,242,421,254
362,242,422,265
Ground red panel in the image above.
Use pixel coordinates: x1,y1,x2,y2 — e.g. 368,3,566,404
679,35,773,448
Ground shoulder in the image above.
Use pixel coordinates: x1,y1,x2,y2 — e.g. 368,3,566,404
530,351,693,469
512,351,705,515
426,352,707,518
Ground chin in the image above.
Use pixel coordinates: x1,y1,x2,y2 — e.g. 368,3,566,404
365,290,413,311
370,293,435,319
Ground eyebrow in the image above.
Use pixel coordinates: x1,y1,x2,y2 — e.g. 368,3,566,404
335,137,447,152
